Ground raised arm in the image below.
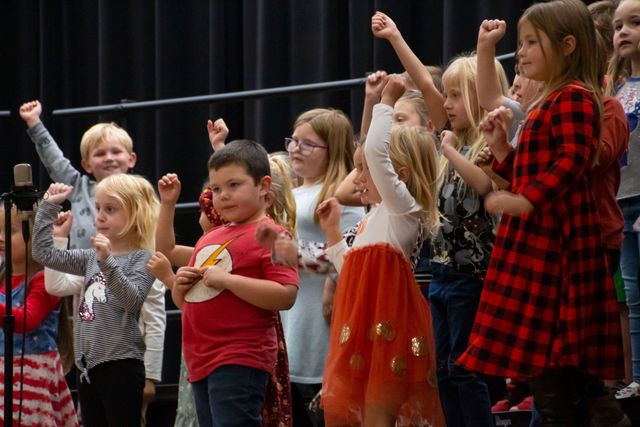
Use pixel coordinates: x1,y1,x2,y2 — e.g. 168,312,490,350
44,211,85,296
19,100,84,186
477,20,509,112
156,173,194,267
207,118,229,152
365,75,421,212
372,12,448,132
361,71,388,136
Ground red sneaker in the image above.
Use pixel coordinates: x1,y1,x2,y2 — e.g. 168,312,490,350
491,399,512,413
510,396,533,411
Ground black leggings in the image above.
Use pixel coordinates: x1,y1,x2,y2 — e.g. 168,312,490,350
78,358,145,427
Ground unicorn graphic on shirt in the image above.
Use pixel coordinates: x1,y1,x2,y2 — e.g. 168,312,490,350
79,272,107,321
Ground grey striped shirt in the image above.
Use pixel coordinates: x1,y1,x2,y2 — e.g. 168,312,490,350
33,201,155,381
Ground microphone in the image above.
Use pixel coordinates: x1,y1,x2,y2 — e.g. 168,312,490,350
12,164,40,221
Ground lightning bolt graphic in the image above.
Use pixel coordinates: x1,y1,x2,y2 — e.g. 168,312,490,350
199,239,234,269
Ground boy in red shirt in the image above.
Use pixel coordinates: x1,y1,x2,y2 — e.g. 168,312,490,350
172,139,299,427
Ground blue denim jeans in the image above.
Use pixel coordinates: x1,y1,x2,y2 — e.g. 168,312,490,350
620,195,640,382
191,364,269,427
428,263,493,427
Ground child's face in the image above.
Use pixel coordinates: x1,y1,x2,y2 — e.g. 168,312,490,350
353,147,381,205
517,20,556,82
393,100,423,127
94,191,131,243
443,83,472,132
82,135,137,182
0,210,27,272
287,123,329,185
613,0,640,61
209,164,270,224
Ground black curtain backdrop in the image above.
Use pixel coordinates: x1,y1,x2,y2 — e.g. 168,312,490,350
2,0,536,203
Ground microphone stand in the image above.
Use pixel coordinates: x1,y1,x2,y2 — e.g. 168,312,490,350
2,194,15,427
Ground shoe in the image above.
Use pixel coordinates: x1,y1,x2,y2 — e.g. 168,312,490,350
491,399,511,412
615,382,640,400
509,396,532,411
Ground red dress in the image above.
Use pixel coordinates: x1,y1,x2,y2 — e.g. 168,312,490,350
458,83,624,380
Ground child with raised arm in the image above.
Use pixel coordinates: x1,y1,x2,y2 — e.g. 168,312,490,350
458,1,625,424
0,206,78,427
19,100,165,419
32,174,159,427
318,75,443,427
19,100,136,250
172,140,299,427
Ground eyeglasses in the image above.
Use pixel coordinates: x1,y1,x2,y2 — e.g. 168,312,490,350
284,137,327,156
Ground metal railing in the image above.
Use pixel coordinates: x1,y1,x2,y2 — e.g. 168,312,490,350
0,111,10,118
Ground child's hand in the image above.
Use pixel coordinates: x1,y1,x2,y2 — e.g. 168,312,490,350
207,118,229,152
202,265,231,291
92,233,112,262
18,100,43,128
371,11,399,40
478,19,506,47
317,197,341,234
439,130,459,159
484,191,534,216
53,211,73,238
479,106,514,162
175,266,202,289
475,146,495,165
157,173,181,205
274,237,299,268
365,71,389,103
45,183,73,205
322,276,336,325
147,251,175,289
255,221,280,249
381,74,406,107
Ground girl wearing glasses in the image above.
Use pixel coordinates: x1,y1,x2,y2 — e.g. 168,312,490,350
283,108,364,426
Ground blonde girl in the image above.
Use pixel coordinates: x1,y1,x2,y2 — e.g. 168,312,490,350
0,206,78,426
607,0,640,400
318,75,443,427
284,108,363,425
459,0,625,424
32,174,159,427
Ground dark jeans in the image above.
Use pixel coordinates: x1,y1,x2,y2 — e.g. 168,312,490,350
428,263,493,427
78,358,145,427
191,364,269,427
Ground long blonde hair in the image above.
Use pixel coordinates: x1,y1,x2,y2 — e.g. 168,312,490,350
520,0,603,108
388,125,440,234
268,155,297,237
95,174,159,252
438,54,508,192
293,108,355,222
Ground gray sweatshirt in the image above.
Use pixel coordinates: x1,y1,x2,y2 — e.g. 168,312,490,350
27,122,97,249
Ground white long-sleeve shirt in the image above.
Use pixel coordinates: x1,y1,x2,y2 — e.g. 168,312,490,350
327,104,424,272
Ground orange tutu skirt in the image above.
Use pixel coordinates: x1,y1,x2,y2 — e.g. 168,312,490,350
322,244,445,426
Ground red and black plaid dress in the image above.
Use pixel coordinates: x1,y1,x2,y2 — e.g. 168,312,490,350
457,82,624,380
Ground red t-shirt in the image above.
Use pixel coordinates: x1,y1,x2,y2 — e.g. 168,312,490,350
182,218,299,382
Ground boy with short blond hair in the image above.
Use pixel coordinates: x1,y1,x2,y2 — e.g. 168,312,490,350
172,140,299,427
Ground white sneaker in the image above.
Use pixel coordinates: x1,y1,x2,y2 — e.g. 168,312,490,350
615,381,640,399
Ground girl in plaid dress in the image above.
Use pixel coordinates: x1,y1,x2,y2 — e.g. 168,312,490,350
458,0,625,425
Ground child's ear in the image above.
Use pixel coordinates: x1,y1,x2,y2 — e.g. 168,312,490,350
259,176,272,197
127,151,137,168
561,35,576,57
81,160,93,174
397,166,410,183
